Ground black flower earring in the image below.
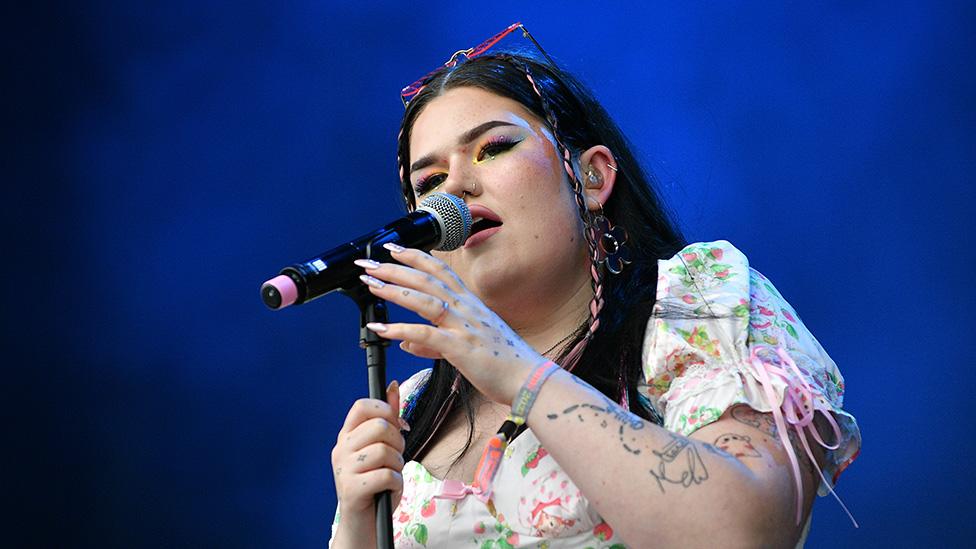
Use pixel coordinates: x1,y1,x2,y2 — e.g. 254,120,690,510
590,200,632,275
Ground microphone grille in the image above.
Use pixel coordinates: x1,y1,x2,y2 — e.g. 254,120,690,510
417,193,472,251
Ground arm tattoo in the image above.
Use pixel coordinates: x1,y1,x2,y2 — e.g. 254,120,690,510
730,406,813,470
648,434,709,493
546,384,709,493
731,405,777,436
712,433,761,458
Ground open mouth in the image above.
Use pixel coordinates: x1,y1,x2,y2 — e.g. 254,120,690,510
470,217,502,236
465,204,503,247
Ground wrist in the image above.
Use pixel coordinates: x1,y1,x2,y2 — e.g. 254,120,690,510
510,360,561,423
333,511,375,548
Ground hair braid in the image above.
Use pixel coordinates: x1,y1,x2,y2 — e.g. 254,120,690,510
506,56,605,372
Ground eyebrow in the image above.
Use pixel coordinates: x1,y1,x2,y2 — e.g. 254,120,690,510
409,120,518,174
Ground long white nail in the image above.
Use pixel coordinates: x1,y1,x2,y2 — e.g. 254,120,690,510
366,322,388,332
359,274,385,288
354,258,381,269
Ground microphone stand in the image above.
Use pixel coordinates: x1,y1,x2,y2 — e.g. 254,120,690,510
338,283,395,549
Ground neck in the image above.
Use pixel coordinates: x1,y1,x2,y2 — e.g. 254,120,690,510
507,273,593,360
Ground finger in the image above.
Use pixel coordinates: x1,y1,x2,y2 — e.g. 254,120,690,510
339,399,397,440
360,277,454,326
388,380,412,432
382,243,466,292
356,259,455,302
341,416,406,455
355,468,403,499
365,322,459,356
400,340,444,360
387,380,400,415
347,441,405,474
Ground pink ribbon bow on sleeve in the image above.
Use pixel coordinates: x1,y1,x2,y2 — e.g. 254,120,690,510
746,346,857,527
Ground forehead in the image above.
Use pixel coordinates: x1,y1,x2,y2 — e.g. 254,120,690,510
409,87,541,154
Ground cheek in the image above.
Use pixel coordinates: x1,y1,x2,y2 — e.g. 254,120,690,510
499,144,569,204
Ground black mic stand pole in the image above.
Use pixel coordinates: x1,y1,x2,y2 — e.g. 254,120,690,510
339,281,395,549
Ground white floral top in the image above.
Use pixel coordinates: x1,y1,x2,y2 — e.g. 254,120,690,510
330,241,861,547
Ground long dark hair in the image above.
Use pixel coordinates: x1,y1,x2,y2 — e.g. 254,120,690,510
396,53,685,463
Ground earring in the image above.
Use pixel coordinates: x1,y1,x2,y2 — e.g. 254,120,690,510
589,200,632,275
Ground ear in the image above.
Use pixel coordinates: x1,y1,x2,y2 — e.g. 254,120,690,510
578,145,617,212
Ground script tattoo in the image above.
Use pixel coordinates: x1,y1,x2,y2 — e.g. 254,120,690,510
648,434,709,493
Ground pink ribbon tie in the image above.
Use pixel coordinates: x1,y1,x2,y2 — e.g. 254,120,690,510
747,346,857,527
435,479,489,502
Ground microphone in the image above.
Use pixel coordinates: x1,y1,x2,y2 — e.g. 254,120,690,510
260,192,472,310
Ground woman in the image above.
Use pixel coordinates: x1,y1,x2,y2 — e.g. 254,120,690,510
329,40,859,548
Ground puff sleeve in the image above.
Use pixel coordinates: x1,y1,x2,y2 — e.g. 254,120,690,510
641,241,860,496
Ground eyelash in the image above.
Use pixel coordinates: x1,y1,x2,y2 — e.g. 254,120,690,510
477,135,519,162
413,136,522,195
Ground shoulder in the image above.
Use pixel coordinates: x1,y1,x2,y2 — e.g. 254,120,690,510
643,240,850,426
654,240,750,312
642,240,861,486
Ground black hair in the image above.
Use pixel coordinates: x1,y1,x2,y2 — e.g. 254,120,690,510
396,53,686,463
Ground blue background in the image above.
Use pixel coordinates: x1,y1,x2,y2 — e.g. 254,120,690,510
10,1,973,547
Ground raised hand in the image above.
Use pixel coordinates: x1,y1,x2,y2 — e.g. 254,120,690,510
354,243,543,405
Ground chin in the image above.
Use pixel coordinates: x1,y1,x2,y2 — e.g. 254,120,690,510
466,263,522,306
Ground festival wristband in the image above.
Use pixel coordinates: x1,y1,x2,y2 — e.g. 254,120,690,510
469,360,562,502
510,360,561,423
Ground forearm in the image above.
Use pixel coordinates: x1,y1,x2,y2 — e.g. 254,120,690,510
527,368,774,547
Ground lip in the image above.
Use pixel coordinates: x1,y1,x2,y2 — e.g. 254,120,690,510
467,204,501,224
464,225,502,248
464,203,502,249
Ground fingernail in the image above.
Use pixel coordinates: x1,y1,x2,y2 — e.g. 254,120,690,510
387,380,398,392
398,418,411,432
354,258,381,269
359,274,385,288
366,322,387,332
383,242,405,253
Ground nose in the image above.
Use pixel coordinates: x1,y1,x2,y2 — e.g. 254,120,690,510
437,156,482,200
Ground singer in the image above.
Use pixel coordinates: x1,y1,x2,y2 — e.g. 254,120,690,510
328,23,859,548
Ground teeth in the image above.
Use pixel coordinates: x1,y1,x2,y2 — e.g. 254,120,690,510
473,217,484,223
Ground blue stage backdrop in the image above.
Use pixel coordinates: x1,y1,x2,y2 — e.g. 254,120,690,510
11,1,974,547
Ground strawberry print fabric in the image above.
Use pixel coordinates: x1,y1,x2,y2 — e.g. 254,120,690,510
330,241,859,547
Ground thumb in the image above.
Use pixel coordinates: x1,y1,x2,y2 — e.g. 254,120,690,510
386,380,401,421
387,380,411,433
